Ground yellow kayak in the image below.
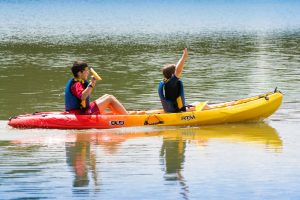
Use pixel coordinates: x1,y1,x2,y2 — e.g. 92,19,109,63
127,90,283,127
8,90,283,129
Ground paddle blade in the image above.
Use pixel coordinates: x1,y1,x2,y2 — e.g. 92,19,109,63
195,101,209,111
90,68,102,80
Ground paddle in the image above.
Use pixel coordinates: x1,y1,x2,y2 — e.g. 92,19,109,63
195,101,209,111
80,68,102,109
90,68,102,80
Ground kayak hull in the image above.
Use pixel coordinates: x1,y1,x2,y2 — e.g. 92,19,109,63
8,91,283,129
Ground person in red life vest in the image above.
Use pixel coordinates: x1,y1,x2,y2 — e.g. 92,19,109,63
65,61,128,115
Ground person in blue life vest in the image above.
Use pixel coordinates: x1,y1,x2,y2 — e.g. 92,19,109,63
158,48,189,113
158,48,210,113
65,61,128,115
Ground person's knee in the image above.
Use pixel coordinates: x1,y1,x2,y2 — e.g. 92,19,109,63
97,94,110,101
109,95,118,102
102,94,110,98
96,94,116,104
101,94,114,103
108,95,117,102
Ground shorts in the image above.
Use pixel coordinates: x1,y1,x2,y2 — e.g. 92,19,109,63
85,101,100,115
67,102,100,115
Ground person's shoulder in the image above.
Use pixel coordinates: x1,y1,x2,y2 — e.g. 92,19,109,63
172,74,179,80
71,81,83,89
169,74,179,82
164,75,179,87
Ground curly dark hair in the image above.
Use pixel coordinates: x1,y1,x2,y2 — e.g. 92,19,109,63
71,61,88,77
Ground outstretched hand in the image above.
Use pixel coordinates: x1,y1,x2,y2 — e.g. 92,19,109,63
182,48,188,59
175,48,188,78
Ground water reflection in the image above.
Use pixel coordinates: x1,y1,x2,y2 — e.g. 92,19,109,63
3,123,281,191
158,123,282,199
160,133,189,199
65,136,98,188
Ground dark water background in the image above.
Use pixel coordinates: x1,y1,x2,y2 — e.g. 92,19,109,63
0,0,300,199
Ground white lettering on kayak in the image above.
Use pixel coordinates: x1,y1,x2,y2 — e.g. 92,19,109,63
109,121,125,126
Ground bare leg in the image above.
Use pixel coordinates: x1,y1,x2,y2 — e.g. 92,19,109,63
95,94,128,115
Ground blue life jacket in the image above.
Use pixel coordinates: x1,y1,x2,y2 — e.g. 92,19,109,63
158,79,186,113
65,78,90,112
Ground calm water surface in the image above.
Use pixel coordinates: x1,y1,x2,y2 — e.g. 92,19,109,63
0,0,300,199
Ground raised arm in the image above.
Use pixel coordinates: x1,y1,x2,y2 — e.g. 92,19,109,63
175,48,188,78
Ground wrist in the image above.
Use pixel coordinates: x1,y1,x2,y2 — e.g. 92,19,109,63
88,84,94,88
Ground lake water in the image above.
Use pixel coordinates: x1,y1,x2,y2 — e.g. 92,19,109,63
0,0,300,199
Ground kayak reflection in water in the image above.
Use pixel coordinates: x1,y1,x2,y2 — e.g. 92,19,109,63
65,61,128,115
